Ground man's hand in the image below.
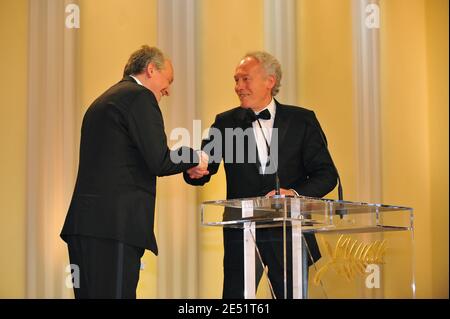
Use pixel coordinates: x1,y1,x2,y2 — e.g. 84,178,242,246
265,188,297,197
187,150,209,179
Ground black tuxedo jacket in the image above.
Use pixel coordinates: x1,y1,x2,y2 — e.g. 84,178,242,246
61,76,198,255
184,100,337,199
184,100,338,264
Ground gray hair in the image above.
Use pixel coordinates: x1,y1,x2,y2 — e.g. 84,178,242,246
123,45,166,77
243,51,282,96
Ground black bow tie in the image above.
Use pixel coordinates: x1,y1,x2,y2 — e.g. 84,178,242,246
256,109,271,120
243,108,271,124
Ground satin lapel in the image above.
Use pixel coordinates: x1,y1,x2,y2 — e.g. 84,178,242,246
232,107,262,176
271,101,289,153
232,107,251,130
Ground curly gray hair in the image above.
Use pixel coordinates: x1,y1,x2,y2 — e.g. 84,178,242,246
243,51,282,96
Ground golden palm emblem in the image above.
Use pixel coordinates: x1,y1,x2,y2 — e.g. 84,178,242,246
313,235,387,285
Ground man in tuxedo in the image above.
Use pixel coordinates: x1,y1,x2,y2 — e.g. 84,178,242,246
61,45,208,299
184,51,337,298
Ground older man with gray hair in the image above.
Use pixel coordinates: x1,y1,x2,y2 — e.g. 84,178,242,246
185,51,337,298
61,45,208,299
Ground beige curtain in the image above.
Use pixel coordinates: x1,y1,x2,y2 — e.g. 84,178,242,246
155,0,199,298
264,0,298,105
28,0,383,299
27,0,79,298
352,0,382,203
26,0,201,299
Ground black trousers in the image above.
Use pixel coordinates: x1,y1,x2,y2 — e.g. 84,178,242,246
65,235,145,299
222,227,315,299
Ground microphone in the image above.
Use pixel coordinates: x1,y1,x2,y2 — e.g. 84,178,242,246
305,115,347,218
244,108,281,196
275,174,281,196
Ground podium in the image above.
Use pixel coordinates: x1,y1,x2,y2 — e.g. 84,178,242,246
201,195,414,299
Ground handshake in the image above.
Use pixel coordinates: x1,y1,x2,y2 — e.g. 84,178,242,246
187,150,210,179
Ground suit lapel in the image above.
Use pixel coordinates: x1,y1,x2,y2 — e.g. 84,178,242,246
232,107,251,130
231,103,290,177
272,100,289,153
232,107,262,176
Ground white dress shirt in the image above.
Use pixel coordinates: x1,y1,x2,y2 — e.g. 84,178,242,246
130,74,144,86
253,98,276,174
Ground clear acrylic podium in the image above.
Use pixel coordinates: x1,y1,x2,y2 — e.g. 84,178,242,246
201,195,415,299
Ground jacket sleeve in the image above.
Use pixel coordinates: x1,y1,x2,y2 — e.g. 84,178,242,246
183,116,222,186
127,90,199,177
293,111,338,198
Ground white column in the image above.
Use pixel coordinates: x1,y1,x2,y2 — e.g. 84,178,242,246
264,0,298,105
352,0,382,203
27,0,79,298
156,0,199,298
